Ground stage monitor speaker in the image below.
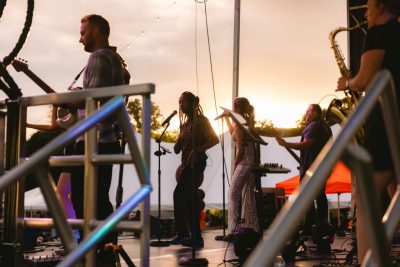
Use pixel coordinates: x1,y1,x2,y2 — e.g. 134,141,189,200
259,187,287,230
150,210,175,239
24,254,62,267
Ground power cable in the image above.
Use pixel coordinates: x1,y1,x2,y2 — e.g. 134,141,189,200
194,0,230,191
0,0,33,99
0,0,7,19
2,0,34,67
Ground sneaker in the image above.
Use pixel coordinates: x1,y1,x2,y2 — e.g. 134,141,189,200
168,234,190,245
181,237,204,248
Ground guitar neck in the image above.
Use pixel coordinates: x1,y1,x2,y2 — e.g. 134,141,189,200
23,69,56,94
285,147,300,164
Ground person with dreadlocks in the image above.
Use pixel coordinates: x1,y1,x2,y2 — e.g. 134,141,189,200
169,91,219,248
223,97,260,242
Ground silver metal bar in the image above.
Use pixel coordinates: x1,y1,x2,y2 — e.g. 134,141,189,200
244,70,393,267
33,165,78,254
140,93,151,267
232,0,240,99
32,154,135,166
1,83,154,267
0,97,124,192
22,83,155,107
16,218,142,231
342,146,391,267
380,82,400,186
58,185,152,267
47,154,133,166
363,73,400,267
383,190,400,240
84,98,97,267
47,155,85,166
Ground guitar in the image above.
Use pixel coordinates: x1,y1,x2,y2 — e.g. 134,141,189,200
283,146,300,164
271,127,301,164
12,58,78,128
175,163,204,188
12,58,57,94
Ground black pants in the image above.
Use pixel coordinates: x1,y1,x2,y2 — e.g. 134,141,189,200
71,140,121,245
302,178,328,229
173,161,206,239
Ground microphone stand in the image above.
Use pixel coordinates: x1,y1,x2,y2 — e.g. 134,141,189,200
150,124,171,247
116,132,126,209
215,118,228,241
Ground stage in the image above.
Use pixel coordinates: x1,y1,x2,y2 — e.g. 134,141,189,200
22,227,377,267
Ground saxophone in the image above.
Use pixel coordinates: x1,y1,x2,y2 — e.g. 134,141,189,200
329,21,367,78
328,21,367,143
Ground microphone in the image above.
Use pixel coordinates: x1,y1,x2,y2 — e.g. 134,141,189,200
160,145,171,154
161,110,177,126
214,112,229,120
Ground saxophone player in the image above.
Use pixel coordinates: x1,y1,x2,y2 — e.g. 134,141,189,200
336,0,400,263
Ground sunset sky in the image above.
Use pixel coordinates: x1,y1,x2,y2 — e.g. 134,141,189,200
1,0,349,131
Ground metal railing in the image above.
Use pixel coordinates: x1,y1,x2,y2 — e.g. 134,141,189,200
245,70,400,267
0,83,154,267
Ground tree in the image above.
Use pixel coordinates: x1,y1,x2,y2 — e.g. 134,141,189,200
256,118,303,138
126,98,177,142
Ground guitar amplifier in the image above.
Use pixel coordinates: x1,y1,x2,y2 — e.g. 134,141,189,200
258,187,287,230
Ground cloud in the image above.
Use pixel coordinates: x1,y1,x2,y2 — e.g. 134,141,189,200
1,0,347,128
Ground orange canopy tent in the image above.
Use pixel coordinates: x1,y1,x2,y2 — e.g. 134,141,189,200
276,161,351,195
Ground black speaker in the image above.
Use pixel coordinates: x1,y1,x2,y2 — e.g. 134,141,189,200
233,227,260,264
150,210,175,238
259,188,286,229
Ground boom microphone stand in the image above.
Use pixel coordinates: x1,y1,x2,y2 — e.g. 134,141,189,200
150,124,171,247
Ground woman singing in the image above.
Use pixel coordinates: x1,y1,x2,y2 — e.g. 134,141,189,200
224,97,259,241
169,91,219,248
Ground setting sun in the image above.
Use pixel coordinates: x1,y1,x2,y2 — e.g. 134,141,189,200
204,99,306,136
251,99,306,128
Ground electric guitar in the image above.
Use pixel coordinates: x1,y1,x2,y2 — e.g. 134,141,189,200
12,58,57,94
12,58,78,128
272,127,301,164
283,146,300,164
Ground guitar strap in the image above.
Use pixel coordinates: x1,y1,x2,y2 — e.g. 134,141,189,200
68,67,85,90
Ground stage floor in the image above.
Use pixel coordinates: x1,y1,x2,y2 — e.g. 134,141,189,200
119,229,358,267
23,228,364,267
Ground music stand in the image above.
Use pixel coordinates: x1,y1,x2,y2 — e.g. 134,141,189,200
219,106,267,146
150,125,171,247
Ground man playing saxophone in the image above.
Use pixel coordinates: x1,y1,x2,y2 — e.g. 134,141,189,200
336,0,400,263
